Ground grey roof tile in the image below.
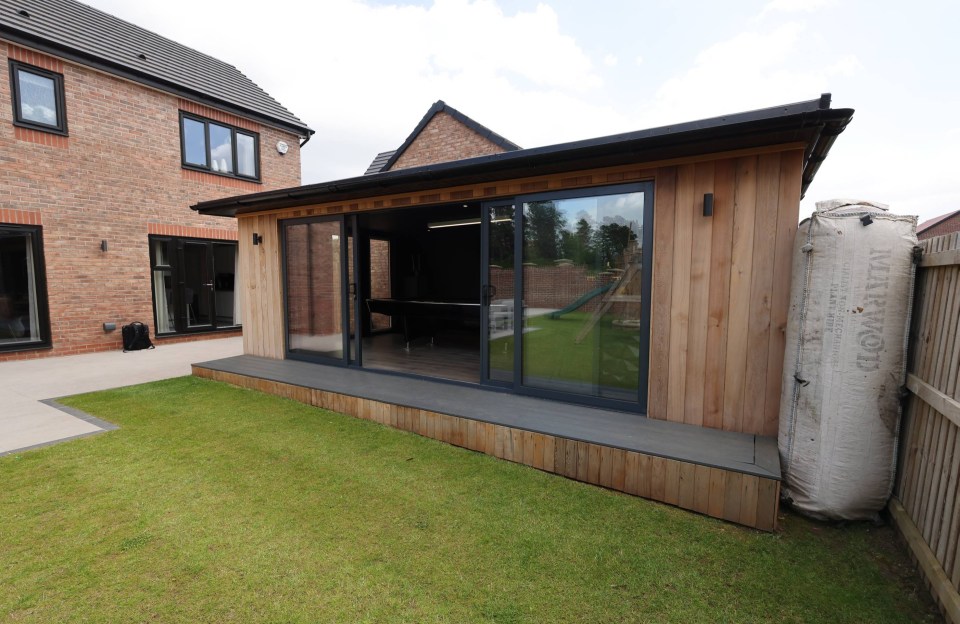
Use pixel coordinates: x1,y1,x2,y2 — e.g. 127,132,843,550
0,0,312,134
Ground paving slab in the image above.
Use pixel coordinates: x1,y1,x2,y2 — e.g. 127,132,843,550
0,337,242,455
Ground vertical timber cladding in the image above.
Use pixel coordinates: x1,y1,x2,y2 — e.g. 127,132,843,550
238,216,284,359
649,150,803,436
235,146,804,436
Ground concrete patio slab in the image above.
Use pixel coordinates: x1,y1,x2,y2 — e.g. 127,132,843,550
0,337,242,456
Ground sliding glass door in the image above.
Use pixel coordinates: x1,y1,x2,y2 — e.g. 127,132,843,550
480,182,654,411
282,215,359,364
481,202,516,386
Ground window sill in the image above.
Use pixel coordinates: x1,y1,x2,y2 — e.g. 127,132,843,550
12,120,68,137
0,341,52,354
181,164,260,184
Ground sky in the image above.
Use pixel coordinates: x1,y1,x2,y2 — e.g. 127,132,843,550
85,0,960,223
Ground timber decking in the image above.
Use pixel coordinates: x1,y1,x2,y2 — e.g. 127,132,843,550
193,355,780,530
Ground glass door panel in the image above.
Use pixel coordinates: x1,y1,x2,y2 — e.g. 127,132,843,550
346,217,358,363
284,219,346,361
183,242,212,328
482,203,516,385
212,243,240,327
520,188,647,403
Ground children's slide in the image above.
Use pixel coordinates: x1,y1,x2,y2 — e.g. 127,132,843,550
548,282,614,319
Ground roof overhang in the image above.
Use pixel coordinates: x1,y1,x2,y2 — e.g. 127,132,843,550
195,94,853,218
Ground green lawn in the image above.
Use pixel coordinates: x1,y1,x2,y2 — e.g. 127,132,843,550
490,312,641,395
0,377,938,623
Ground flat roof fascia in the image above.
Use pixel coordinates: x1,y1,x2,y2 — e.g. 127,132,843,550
195,97,853,217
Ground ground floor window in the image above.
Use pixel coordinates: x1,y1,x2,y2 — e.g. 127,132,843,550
0,224,50,350
149,235,240,335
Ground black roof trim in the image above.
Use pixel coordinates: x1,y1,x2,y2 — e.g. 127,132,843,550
0,0,313,136
195,95,854,217
374,100,520,173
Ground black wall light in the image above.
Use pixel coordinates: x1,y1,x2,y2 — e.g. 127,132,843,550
252,232,263,245
100,239,108,252
703,193,714,217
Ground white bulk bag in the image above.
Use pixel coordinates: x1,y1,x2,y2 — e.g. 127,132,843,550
779,200,918,521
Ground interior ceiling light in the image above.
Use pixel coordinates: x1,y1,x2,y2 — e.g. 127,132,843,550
427,216,511,230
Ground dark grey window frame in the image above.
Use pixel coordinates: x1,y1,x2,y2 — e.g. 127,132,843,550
8,60,68,136
178,112,261,182
148,234,242,336
0,223,52,353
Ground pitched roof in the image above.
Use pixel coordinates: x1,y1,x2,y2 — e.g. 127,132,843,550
363,150,396,176
0,0,313,136
364,100,520,174
917,209,960,233
196,94,854,218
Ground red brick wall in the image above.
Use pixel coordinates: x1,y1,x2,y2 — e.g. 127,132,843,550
390,111,508,171
0,41,303,360
491,265,615,311
285,222,341,339
918,213,960,240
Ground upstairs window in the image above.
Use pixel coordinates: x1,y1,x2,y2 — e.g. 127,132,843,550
180,112,260,181
9,61,67,135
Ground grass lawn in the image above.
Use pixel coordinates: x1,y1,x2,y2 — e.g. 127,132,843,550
0,377,939,623
490,312,641,395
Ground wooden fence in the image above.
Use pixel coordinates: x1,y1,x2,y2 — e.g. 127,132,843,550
893,231,960,622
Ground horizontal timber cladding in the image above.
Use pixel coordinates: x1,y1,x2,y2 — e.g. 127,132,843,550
193,365,780,531
893,232,960,624
234,145,805,437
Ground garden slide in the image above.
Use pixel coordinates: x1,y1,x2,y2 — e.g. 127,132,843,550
548,282,614,319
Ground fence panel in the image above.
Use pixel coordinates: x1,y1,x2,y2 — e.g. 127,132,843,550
894,231,960,623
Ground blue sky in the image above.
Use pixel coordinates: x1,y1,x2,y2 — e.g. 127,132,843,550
88,0,959,222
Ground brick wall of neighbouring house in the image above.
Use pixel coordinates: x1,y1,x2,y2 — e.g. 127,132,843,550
490,265,641,312
285,222,341,340
918,212,960,240
390,111,508,170
0,41,303,360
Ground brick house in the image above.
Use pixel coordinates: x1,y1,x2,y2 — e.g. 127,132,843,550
363,100,520,175
0,0,312,360
917,209,960,240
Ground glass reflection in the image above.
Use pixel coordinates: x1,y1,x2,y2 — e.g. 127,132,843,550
209,123,233,173
18,70,57,126
519,191,644,401
182,118,207,167
237,133,256,177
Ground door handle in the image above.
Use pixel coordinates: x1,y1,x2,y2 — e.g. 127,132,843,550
203,282,213,287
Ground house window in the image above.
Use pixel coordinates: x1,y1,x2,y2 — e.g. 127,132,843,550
179,113,260,181
9,61,67,135
0,224,51,351
150,236,241,335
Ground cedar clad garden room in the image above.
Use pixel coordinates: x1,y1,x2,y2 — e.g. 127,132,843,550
193,96,854,530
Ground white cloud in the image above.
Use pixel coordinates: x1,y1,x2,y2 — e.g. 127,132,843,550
87,0,608,182
603,54,618,67
827,54,862,76
635,55,644,66
756,0,834,20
